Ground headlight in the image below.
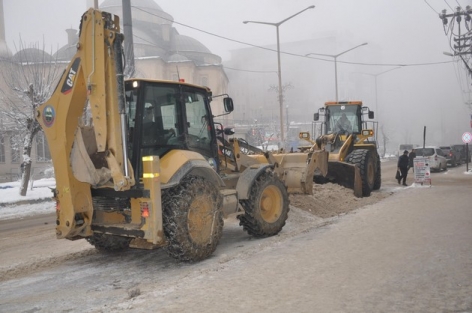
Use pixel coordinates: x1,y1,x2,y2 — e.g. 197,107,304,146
208,158,217,170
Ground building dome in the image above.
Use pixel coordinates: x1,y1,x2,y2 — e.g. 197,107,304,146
12,48,53,63
54,44,76,61
171,34,211,54
53,0,220,66
100,0,173,26
53,29,78,61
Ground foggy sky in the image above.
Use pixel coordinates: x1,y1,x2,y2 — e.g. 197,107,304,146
3,0,471,150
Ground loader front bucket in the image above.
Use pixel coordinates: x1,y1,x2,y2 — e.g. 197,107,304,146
269,150,329,195
325,161,363,198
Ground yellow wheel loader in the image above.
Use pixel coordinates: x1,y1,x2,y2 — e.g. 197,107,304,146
36,9,328,262
299,101,381,197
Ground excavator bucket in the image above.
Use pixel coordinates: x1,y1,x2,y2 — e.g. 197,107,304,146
326,161,363,198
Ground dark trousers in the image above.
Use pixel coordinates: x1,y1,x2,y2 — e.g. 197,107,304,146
399,167,408,184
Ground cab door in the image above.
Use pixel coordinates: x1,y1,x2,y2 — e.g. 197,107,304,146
180,88,218,163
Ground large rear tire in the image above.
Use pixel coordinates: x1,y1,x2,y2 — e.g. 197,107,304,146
162,175,223,262
86,233,132,251
346,149,375,197
238,172,289,238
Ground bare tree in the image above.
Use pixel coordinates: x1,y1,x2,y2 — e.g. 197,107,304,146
268,82,294,103
0,40,62,196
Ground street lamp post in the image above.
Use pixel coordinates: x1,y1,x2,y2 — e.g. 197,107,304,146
359,67,401,120
306,42,368,102
244,5,315,145
371,67,401,119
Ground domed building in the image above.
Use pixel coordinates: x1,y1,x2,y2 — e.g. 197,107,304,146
54,0,228,97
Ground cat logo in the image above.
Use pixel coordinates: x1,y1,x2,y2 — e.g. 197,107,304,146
42,105,55,127
61,57,81,95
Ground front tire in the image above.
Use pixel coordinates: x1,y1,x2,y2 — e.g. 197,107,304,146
238,172,289,238
346,149,375,197
162,176,223,262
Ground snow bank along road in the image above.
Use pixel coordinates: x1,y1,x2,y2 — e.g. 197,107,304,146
0,160,471,312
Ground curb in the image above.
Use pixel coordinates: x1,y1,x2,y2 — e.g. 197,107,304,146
0,198,53,207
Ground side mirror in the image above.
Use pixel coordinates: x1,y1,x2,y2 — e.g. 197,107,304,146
224,127,235,135
224,97,234,113
368,111,374,119
314,113,319,121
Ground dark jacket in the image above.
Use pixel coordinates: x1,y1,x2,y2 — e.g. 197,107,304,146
398,154,409,169
408,152,416,167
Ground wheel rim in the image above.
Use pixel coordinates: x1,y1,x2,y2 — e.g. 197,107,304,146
259,185,283,223
187,195,214,245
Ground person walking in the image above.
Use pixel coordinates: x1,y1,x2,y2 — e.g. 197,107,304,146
397,150,409,186
408,148,416,173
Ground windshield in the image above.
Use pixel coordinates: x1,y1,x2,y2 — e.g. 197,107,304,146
327,105,360,133
415,148,434,156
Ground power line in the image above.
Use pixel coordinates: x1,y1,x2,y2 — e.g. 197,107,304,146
444,0,455,11
132,6,455,71
424,0,440,14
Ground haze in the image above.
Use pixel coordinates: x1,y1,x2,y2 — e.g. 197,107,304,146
4,0,471,151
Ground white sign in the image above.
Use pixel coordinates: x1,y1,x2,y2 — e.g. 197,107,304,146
413,157,431,185
462,132,472,144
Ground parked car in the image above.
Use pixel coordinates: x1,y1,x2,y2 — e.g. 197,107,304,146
415,146,448,172
439,145,461,166
451,144,471,163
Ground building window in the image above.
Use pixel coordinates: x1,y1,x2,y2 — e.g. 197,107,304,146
201,76,209,87
10,134,21,163
36,132,51,162
0,135,5,163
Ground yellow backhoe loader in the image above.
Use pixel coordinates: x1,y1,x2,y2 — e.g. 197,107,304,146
299,101,381,197
36,9,328,262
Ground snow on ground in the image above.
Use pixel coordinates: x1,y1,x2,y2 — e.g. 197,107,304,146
0,178,55,220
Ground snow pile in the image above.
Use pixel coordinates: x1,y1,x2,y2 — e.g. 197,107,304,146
0,178,55,220
0,178,55,204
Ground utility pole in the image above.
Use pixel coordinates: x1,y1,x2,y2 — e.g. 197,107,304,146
439,6,472,78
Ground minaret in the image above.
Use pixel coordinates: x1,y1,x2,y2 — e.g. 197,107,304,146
0,0,12,58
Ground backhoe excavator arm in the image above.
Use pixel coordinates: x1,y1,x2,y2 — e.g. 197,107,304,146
36,9,135,239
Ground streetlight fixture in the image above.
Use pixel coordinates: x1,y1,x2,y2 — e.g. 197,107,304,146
306,42,368,102
243,5,315,144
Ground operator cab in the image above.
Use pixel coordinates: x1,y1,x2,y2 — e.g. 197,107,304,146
124,79,232,180
313,102,375,137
